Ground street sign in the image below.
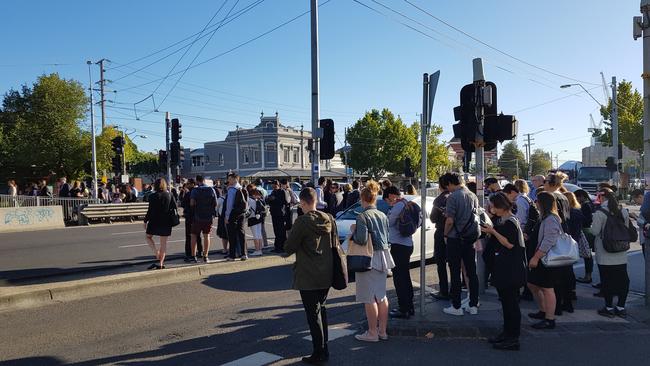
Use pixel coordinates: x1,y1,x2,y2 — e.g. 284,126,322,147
101,176,108,184
121,175,129,184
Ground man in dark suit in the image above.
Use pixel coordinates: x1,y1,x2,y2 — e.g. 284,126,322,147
267,180,290,253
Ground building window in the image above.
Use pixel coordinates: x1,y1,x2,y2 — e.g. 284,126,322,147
283,148,291,163
253,149,259,163
218,153,224,166
243,149,250,165
191,156,204,167
266,142,276,151
293,148,299,163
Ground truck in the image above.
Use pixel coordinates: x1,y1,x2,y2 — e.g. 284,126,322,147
576,166,612,194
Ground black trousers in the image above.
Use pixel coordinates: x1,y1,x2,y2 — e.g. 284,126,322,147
497,286,521,339
271,213,287,251
599,264,630,308
434,230,449,296
390,244,414,313
300,289,329,356
447,236,479,309
554,265,575,310
482,239,496,284
184,218,202,257
227,216,246,259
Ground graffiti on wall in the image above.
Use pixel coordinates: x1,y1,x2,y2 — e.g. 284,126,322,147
3,207,57,226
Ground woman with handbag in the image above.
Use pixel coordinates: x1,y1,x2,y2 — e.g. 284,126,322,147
480,192,526,351
144,178,176,270
526,191,563,330
574,189,595,283
589,188,631,318
562,191,587,313
349,181,395,342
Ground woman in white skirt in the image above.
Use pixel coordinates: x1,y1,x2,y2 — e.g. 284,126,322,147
247,186,265,257
350,181,395,342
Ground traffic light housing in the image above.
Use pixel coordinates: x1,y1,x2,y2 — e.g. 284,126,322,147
171,118,182,142
158,150,168,172
606,156,617,172
111,136,125,154
319,119,335,160
404,157,414,177
111,156,122,174
170,142,183,166
179,147,185,164
452,83,497,152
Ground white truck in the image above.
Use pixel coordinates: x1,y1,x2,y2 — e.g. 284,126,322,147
576,166,612,195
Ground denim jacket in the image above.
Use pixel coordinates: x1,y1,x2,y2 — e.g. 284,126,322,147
353,205,390,251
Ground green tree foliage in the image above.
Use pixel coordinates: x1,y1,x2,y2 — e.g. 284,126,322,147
419,124,451,180
94,126,137,173
498,141,527,179
530,149,552,175
346,109,419,179
599,80,643,152
129,151,159,182
0,74,88,182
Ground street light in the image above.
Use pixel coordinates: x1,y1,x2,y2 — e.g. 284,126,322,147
86,61,98,199
555,149,569,169
560,84,604,107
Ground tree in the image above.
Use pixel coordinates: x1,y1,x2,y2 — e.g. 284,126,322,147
130,151,159,182
599,80,643,153
346,109,419,179
416,124,451,180
94,126,137,174
530,149,552,175
0,74,88,182
498,141,527,179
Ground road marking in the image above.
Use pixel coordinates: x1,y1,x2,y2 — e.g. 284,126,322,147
111,230,146,235
302,324,355,342
118,239,185,248
221,352,283,366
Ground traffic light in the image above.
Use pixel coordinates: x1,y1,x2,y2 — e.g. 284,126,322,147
158,150,168,172
484,114,519,142
606,156,617,172
404,157,414,177
452,83,497,152
319,119,335,160
179,147,185,164
111,156,122,174
111,136,125,154
170,142,181,165
171,118,182,142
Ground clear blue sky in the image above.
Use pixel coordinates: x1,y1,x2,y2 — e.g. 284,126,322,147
0,0,643,165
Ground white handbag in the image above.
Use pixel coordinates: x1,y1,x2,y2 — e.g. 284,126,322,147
541,232,579,267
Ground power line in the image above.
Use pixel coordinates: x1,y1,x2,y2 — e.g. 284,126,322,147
402,0,599,86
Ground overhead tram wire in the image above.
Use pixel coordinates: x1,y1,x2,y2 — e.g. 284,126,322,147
108,0,266,74
118,0,334,93
402,0,599,86
158,0,242,109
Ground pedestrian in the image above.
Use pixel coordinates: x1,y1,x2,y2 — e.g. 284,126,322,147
480,192,526,351
527,191,562,329
630,189,646,258
225,173,249,261
80,182,90,198
483,177,502,285
351,181,395,342
284,187,335,364
562,191,585,313
69,181,82,198
282,178,298,230
589,188,631,318
123,185,137,203
190,175,218,263
144,178,175,270
442,172,481,316
247,184,265,257
58,177,70,198
38,180,52,197
430,174,451,300
267,180,290,254
216,184,229,256
384,185,416,319
316,177,328,211
327,182,344,216
181,179,202,262
323,178,333,210
7,180,17,196
405,184,417,195
346,180,361,208
529,175,545,201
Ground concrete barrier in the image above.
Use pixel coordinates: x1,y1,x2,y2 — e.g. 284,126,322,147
0,206,65,233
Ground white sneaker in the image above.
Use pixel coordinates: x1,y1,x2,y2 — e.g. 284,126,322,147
250,250,263,257
461,297,470,306
443,306,464,316
465,306,479,315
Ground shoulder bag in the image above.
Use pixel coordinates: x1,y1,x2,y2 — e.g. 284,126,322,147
169,197,180,227
345,215,373,272
541,228,579,267
329,214,349,290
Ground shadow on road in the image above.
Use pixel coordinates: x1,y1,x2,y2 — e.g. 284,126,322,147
0,356,66,366
201,263,294,292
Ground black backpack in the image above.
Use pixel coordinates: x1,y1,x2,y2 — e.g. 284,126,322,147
398,200,422,237
599,208,635,253
521,195,540,235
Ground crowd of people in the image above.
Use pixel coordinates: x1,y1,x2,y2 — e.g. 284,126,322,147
137,169,639,360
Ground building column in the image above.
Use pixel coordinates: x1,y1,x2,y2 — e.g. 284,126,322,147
300,125,305,170
261,136,265,169
236,126,240,171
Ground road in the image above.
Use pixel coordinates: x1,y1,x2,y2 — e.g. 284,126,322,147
1,264,649,366
0,220,275,285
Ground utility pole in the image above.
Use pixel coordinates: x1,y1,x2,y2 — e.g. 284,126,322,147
612,76,621,189
96,59,107,130
165,112,172,187
526,134,533,178
633,0,650,306
310,0,321,184
473,58,487,294
121,130,127,178
86,61,98,199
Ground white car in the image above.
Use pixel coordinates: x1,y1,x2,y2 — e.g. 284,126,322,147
335,195,436,263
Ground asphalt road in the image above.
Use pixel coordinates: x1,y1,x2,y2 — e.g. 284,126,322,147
1,264,649,366
0,220,275,285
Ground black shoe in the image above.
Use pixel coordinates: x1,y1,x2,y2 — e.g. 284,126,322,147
389,309,411,319
597,307,616,318
576,276,592,284
190,257,198,263
147,263,158,270
531,319,555,330
155,264,165,270
614,308,627,318
431,292,450,301
493,338,520,351
183,256,192,263
592,283,602,289
488,332,507,344
593,291,604,298
302,353,327,365
554,309,563,316
563,304,574,313
528,311,546,320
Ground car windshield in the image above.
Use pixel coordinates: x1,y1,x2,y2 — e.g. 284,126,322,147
337,198,391,220
578,168,610,181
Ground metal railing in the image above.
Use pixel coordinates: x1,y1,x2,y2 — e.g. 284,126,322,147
0,195,101,224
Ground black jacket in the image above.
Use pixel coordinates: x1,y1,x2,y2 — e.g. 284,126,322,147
267,188,290,216
145,191,174,227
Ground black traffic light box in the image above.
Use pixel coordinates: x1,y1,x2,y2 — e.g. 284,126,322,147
170,142,181,165
158,150,168,171
605,156,617,172
404,157,414,177
452,83,498,152
319,119,335,160
111,156,122,174
171,118,182,142
111,136,125,154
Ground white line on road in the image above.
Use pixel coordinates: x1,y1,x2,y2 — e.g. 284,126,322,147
118,239,185,248
220,352,283,366
302,324,355,342
111,231,145,235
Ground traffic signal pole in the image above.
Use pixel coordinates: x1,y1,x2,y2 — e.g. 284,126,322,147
165,112,172,187
310,0,321,184
612,76,620,189
121,130,127,177
473,58,487,294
